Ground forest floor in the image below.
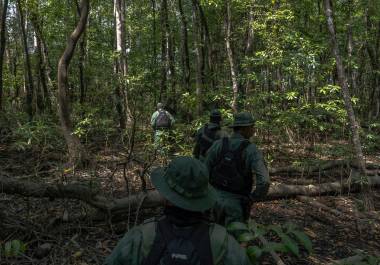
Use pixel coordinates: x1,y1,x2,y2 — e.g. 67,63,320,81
1,137,380,265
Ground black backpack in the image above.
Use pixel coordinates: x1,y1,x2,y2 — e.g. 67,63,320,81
143,217,213,265
155,110,171,129
198,124,220,156
210,138,251,195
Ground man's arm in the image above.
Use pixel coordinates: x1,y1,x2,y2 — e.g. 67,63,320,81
166,111,175,125
150,111,158,128
246,145,270,199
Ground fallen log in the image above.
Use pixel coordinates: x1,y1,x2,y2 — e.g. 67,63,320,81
269,160,379,176
1,175,380,215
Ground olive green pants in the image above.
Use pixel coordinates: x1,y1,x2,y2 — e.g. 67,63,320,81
213,189,246,226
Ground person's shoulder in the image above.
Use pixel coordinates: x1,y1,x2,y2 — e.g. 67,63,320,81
140,217,158,231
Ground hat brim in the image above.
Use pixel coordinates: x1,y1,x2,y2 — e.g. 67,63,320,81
228,122,255,128
151,168,217,212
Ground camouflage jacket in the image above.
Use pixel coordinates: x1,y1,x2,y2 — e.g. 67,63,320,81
104,218,252,265
205,132,270,199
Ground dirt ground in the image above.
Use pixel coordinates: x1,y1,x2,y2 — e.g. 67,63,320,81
1,143,380,265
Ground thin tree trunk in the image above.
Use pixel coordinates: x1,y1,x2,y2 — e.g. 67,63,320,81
167,20,176,111
225,0,240,112
29,9,54,95
194,0,214,90
0,0,9,111
36,33,50,111
57,0,89,165
244,4,255,93
114,0,130,129
35,33,45,113
365,10,380,119
191,0,204,115
178,0,190,92
323,0,366,173
76,0,87,105
114,0,127,130
151,0,158,104
159,0,169,103
17,0,34,120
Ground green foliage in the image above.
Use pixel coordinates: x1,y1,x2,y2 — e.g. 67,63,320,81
228,220,312,264
11,117,63,152
0,240,27,258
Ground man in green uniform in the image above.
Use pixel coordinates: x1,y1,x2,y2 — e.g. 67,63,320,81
104,156,252,265
150,103,175,151
193,109,223,162
206,112,270,226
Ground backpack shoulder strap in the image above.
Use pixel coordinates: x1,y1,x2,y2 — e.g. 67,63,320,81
142,217,175,265
220,137,229,155
190,222,213,265
234,140,251,178
209,224,228,265
215,137,229,164
234,140,250,156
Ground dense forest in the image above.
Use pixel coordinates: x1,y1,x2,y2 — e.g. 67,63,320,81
0,0,379,264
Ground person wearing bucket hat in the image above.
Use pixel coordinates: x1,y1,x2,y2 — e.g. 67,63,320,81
193,109,225,162
104,157,252,265
150,102,175,152
206,112,270,227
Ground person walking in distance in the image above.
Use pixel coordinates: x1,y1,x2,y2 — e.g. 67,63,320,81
150,102,175,152
193,109,223,162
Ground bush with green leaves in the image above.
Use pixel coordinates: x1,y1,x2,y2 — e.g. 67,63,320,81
11,117,63,152
0,240,27,258
228,220,312,264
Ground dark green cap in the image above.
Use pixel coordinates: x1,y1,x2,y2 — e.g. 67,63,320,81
229,112,255,127
150,156,217,212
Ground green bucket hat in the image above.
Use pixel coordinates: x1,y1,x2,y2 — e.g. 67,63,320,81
150,156,217,212
229,112,255,128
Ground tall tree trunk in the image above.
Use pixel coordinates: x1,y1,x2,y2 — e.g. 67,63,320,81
159,0,169,103
225,0,240,112
57,0,89,165
114,0,131,129
28,9,54,94
191,0,204,115
151,0,158,104
36,33,50,111
323,0,366,173
244,4,255,94
0,0,8,111
168,29,176,112
196,1,214,90
76,0,87,105
17,0,34,120
178,0,190,92
29,5,49,114
365,9,380,119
